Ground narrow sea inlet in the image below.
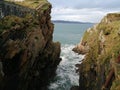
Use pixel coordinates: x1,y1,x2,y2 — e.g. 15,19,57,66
1,0,120,90
48,23,94,90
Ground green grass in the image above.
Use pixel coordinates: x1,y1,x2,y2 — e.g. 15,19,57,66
0,14,39,34
5,0,50,9
83,20,120,63
81,14,120,89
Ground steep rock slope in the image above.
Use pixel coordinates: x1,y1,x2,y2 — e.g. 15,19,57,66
0,1,61,90
73,13,120,90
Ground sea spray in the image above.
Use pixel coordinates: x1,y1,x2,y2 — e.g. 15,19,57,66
49,44,84,90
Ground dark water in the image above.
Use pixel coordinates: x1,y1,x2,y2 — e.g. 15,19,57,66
49,23,94,90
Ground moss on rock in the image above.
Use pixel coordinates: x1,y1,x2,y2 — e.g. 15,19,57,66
74,13,120,90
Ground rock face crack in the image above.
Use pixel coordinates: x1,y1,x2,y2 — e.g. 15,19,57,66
0,0,61,90
72,13,120,90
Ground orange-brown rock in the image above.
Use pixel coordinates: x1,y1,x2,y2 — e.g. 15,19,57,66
72,41,89,55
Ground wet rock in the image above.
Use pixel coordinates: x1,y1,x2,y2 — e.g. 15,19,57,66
70,86,80,90
72,42,89,55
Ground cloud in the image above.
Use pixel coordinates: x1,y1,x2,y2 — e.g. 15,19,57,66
49,0,120,9
75,0,120,9
48,0,120,22
51,8,120,23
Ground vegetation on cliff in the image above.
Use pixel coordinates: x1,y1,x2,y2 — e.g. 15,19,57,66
74,13,120,90
0,0,61,90
5,0,50,9
0,14,38,34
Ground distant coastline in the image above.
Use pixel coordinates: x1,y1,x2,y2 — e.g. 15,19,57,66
52,20,94,24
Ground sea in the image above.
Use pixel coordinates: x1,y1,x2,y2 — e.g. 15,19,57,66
48,23,94,90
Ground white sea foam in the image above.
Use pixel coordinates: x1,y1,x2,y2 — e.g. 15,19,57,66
48,44,84,90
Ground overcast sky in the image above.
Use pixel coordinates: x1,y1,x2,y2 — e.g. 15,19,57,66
48,0,120,23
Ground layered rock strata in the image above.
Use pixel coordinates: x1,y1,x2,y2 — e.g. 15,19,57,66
73,13,120,90
0,0,61,90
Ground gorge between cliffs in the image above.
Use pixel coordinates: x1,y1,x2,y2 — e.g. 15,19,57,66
0,0,120,90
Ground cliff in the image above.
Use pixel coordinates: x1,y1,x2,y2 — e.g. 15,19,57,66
0,0,61,90
1,0,50,18
73,13,120,90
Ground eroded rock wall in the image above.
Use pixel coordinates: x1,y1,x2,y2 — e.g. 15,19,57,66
3,1,35,17
73,13,120,90
0,1,61,90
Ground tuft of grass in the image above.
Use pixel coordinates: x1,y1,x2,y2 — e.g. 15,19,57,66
0,14,39,34
0,15,23,32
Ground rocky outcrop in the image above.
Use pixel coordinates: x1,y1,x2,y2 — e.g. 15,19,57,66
73,13,120,90
72,40,89,54
0,1,61,90
3,1,35,18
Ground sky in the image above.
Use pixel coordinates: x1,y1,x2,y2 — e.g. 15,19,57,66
48,0,120,23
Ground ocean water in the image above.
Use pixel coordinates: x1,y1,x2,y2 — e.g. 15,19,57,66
48,23,94,90
53,23,94,44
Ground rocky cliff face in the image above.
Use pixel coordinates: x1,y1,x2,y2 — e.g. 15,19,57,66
0,1,61,90
73,13,120,90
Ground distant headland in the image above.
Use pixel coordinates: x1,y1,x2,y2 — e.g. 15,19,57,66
52,20,94,24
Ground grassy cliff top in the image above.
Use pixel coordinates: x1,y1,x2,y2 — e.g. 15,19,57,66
81,13,120,89
101,13,120,23
5,0,50,9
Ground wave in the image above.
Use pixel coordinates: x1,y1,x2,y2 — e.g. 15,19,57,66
48,44,84,90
